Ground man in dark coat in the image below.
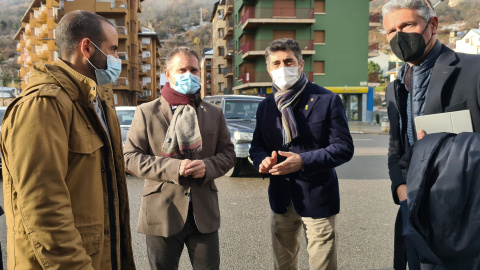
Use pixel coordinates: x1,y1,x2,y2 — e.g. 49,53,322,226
383,0,480,269
250,38,354,270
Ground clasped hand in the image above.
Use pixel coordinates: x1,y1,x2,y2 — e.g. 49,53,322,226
259,151,303,175
179,159,206,178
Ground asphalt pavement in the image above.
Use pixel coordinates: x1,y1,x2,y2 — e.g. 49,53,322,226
0,133,395,270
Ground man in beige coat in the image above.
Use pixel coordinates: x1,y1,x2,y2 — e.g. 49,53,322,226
1,11,135,269
124,47,235,270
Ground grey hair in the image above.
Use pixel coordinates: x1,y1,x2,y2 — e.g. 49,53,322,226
382,0,436,23
265,38,303,66
166,47,199,70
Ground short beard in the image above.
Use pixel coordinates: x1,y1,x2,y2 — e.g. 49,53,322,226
89,50,107,71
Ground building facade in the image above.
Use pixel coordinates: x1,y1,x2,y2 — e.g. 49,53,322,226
200,48,213,97
227,0,370,121
210,1,235,95
14,0,163,106
455,27,480,55
137,27,162,105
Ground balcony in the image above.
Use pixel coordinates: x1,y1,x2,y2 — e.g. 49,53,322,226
33,5,48,23
96,0,127,14
369,12,381,29
224,44,234,59
238,39,314,59
225,0,233,16
239,6,315,30
221,66,233,77
369,43,380,57
113,77,129,89
237,72,270,84
223,16,234,40
117,26,128,39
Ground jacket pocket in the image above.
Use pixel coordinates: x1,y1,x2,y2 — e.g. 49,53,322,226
69,133,104,154
142,182,165,197
81,233,101,256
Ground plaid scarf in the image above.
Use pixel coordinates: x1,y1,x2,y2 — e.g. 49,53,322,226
161,83,202,157
273,72,308,146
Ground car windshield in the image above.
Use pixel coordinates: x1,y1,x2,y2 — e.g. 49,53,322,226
224,100,260,120
116,109,135,126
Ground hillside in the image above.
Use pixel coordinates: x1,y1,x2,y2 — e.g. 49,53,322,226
138,0,217,57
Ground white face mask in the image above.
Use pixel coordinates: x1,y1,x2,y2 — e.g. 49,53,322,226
270,67,300,90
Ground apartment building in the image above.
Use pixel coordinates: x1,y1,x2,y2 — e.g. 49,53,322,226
137,27,162,105
228,0,371,121
14,0,158,106
210,0,235,95
200,48,213,97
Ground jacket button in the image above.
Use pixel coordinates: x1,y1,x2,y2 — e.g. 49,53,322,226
101,168,105,173
117,155,122,159
104,230,109,235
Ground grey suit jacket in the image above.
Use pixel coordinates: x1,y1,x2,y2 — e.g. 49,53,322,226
124,96,235,237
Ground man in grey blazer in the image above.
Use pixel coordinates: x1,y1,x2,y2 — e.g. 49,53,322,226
124,47,235,270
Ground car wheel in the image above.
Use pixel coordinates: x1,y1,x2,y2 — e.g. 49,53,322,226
225,159,242,177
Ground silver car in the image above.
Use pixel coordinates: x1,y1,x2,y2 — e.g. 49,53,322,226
204,95,264,177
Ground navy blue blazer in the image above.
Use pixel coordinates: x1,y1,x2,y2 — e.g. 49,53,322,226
250,81,354,218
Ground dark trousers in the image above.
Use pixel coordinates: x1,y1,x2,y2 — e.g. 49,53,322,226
146,205,220,270
399,200,421,270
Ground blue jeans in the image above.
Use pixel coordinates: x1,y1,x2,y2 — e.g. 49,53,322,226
400,199,421,270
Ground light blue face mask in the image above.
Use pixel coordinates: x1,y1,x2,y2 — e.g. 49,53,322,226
87,41,122,86
172,72,201,95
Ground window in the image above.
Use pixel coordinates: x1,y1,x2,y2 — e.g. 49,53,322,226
314,0,325,13
314,61,325,74
465,38,470,43
218,9,224,20
219,29,224,38
219,47,225,56
314,30,325,44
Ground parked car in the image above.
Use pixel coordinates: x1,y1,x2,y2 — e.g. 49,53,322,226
203,95,264,177
0,106,7,175
115,106,136,148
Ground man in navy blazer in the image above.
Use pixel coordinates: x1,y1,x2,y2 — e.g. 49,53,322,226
249,38,354,270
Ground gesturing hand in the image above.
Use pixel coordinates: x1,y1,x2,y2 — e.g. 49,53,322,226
259,151,278,173
269,151,303,175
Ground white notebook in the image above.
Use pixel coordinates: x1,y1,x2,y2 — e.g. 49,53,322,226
414,110,473,134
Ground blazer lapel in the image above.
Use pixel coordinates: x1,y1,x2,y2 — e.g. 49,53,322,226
424,48,458,114
300,92,319,121
159,96,173,124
